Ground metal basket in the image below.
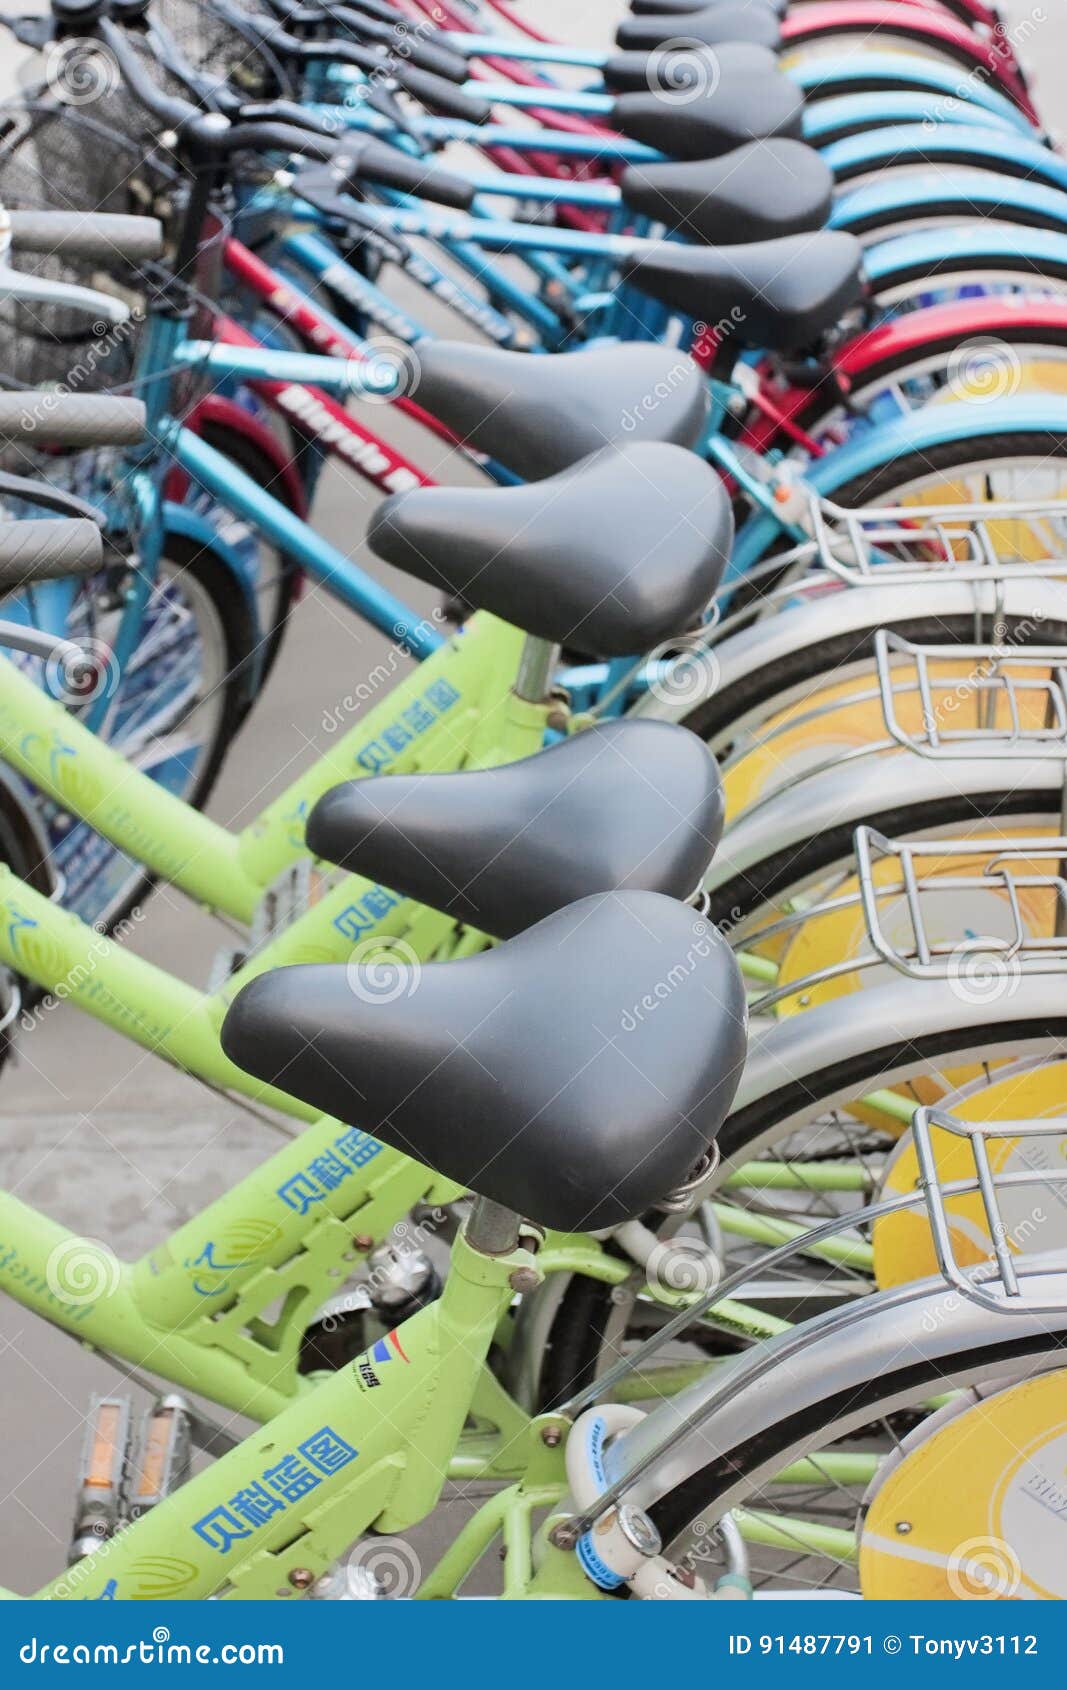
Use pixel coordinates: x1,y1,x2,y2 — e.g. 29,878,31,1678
0,89,179,396
149,0,294,100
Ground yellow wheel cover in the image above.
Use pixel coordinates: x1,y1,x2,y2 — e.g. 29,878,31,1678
873,1060,1067,1289
860,1371,1067,1599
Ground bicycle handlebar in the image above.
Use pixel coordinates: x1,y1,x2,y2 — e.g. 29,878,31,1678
336,134,474,210
0,394,146,447
93,17,477,206
5,210,165,263
0,518,103,587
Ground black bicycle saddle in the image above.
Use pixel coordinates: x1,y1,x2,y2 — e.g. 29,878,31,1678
413,341,709,480
601,41,777,95
621,140,833,245
367,442,733,658
617,4,784,53
308,720,725,940
612,70,803,159
620,231,866,354
631,0,788,14
221,891,749,1231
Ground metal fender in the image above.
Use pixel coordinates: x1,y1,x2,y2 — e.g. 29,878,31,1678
607,1259,1067,1520
732,397,1067,575
823,124,1067,195
790,51,1033,134
834,170,1067,237
835,294,1067,373
782,4,1034,119
630,579,1067,737
724,973,1065,1164
164,394,308,520
710,754,1062,903
864,226,1067,290
803,92,1020,145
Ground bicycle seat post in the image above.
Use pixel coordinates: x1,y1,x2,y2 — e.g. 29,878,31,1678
466,1197,522,1257
514,634,560,704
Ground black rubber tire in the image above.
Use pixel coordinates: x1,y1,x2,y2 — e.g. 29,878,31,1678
793,326,1067,441
649,1327,1067,1558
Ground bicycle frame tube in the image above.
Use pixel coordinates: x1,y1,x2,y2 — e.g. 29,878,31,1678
0,611,531,912
37,1226,536,1600
165,419,440,655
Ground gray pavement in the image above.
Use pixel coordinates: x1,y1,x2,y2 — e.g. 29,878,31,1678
0,0,1063,1596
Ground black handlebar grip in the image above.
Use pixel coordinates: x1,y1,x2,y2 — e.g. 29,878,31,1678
395,64,491,127
344,137,474,210
0,395,146,446
0,518,103,587
7,210,165,262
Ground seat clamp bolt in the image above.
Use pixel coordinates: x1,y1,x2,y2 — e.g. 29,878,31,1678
509,1267,539,1293
287,1567,315,1590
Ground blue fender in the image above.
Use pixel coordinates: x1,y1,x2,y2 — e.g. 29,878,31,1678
790,52,1036,137
804,93,1020,146
163,500,263,629
833,170,1067,236
732,398,1067,576
823,125,1067,196
865,224,1067,288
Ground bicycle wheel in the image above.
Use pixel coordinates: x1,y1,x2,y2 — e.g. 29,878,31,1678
536,992,1067,1413
646,1322,1067,1595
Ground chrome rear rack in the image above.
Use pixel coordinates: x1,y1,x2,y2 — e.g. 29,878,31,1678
874,631,1067,759
739,827,1067,1011
912,1105,1067,1317
856,828,1067,981
810,492,1067,586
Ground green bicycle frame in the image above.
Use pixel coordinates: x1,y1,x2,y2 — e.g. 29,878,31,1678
29,1219,583,1602
0,613,541,1115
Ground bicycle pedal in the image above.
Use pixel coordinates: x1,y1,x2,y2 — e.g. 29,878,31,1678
126,1395,193,1523
68,1395,133,1564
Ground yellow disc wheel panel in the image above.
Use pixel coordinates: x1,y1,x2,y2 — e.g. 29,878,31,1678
860,1371,1067,1599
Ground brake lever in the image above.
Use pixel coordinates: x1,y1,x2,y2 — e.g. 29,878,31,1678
287,163,412,265
0,473,103,525
0,255,130,326
0,617,92,673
